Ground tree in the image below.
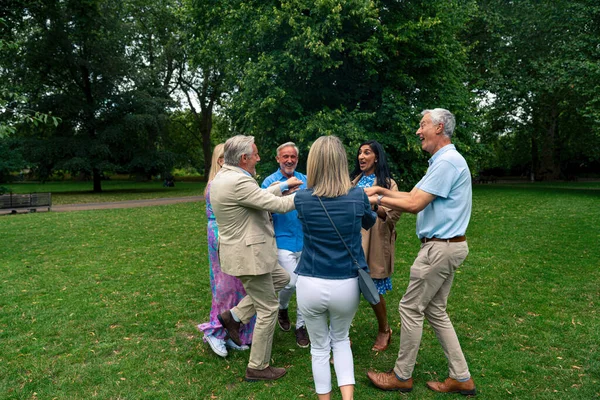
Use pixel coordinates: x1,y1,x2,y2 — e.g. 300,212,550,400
1,0,180,191
178,0,234,176
0,16,61,184
165,110,232,175
467,0,600,179
215,0,481,186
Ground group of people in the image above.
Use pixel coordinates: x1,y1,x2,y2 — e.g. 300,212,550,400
197,108,477,398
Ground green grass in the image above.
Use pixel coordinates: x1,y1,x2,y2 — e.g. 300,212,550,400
1,183,598,399
4,181,206,205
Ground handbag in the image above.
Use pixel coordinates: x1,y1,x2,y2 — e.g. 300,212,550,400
316,196,380,305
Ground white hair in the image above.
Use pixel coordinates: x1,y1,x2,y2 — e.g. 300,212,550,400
422,108,456,138
224,135,254,166
277,142,299,157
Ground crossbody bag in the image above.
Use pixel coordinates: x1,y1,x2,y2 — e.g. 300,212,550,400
316,196,380,305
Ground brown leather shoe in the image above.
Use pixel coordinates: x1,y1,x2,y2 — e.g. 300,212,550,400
245,366,287,382
295,326,310,348
367,370,413,392
217,310,241,346
426,377,476,396
371,328,392,352
277,309,291,331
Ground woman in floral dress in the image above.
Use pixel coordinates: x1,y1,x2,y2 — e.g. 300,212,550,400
198,144,256,357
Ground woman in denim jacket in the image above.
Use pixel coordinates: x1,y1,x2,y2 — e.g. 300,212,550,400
295,136,377,400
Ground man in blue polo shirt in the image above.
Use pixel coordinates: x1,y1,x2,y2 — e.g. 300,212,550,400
364,109,476,396
261,142,309,348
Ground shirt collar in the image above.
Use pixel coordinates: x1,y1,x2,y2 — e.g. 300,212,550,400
232,165,252,177
428,144,456,166
275,169,297,180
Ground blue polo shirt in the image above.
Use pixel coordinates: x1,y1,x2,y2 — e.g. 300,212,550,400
415,144,472,239
261,169,308,252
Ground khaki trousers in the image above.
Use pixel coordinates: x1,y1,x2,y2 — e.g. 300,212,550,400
232,264,290,369
394,241,470,381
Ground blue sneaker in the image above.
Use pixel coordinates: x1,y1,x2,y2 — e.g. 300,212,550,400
205,335,228,357
226,338,249,351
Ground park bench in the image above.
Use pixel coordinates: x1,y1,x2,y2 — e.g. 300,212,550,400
0,193,52,214
474,175,498,184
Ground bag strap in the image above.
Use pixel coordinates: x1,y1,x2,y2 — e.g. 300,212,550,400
316,196,361,269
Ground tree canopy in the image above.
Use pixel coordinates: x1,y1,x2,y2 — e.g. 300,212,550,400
1,0,598,186
1,0,179,190
467,0,600,179
217,0,480,185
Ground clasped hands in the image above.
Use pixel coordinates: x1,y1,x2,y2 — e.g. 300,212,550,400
285,177,303,194
364,186,382,205
269,177,303,195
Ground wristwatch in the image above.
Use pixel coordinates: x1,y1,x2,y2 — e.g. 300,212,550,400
377,194,383,206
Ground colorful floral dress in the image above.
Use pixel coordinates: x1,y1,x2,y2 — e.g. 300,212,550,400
197,182,256,344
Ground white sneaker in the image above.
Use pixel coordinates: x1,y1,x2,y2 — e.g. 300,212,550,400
205,335,228,357
225,338,250,351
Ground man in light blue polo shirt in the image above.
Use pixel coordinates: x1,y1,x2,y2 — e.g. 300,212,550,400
261,142,309,348
364,109,476,396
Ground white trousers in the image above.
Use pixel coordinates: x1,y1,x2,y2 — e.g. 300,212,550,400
297,275,360,394
277,249,305,328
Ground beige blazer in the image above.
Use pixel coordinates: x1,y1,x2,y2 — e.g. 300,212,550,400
352,176,402,279
210,164,295,277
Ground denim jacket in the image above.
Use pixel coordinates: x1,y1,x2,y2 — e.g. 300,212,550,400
294,187,377,279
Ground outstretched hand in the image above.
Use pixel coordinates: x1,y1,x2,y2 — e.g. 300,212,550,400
364,186,381,196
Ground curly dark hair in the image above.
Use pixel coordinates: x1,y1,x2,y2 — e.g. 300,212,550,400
350,140,392,189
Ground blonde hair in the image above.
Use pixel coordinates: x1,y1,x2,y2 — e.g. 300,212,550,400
306,136,352,198
204,143,224,195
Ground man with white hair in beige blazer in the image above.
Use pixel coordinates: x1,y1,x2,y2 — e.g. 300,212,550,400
211,135,303,382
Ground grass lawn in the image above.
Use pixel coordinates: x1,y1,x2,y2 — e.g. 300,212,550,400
4,181,206,205
1,183,598,399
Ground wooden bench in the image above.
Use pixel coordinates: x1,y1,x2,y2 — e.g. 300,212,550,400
474,175,498,184
0,193,52,214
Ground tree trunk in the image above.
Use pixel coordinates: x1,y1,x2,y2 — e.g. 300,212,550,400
81,65,102,192
530,134,537,182
536,106,561,180
179,72,221,180
200,108,213,179
93,168,102,193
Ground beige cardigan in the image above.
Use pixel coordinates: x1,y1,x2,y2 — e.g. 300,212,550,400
352,176,402,279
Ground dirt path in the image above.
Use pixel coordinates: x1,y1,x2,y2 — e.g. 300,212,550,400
1,196,204,215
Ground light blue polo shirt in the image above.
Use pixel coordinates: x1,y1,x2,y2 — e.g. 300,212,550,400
261,169,308,252
415,144,472,239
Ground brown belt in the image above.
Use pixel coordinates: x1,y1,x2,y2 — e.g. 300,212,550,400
420,235,466,243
